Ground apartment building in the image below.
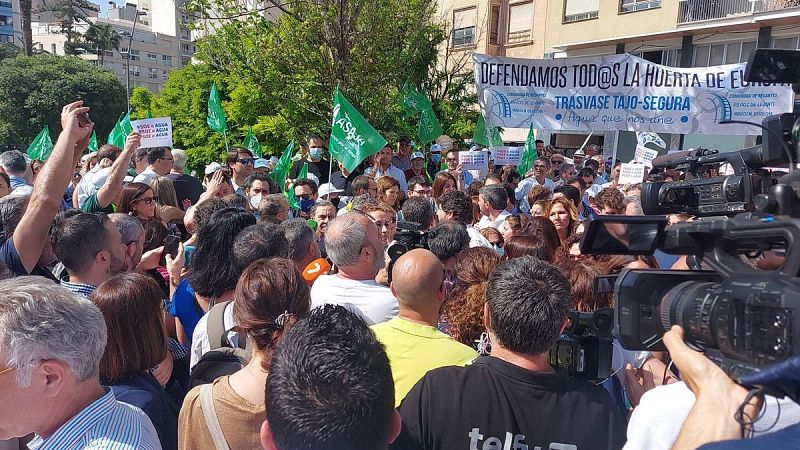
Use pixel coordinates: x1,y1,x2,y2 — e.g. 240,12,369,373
31,0,194,93
438,0,800,158
2,0,21,44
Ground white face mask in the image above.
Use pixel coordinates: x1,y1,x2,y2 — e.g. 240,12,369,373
250,194,262,210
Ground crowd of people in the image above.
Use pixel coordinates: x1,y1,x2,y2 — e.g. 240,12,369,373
0,101,791,450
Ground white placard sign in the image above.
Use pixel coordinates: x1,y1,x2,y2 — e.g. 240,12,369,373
493,146,523,166
459,150,489,178
618,163,647,185
130,117,173,148
634,144,659,165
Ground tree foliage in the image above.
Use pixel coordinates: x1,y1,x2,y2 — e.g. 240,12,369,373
82,23,122,64
163,0,475,170
0,54,126,150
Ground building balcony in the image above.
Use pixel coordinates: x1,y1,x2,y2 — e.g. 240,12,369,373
678,0,800,24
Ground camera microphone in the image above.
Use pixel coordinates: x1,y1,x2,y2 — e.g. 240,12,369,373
302,258,331,285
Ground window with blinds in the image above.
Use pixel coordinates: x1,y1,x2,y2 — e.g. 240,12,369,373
564,0,599,22
452,7,477,46
619,0,661,13
507,2,533,44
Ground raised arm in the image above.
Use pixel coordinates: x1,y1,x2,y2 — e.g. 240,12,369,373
95,132,141,208
14,101,93,273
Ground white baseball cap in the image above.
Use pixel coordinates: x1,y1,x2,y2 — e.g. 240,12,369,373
411,152,425,160
318,182,344,198
204,162,223,175
254,158,269,169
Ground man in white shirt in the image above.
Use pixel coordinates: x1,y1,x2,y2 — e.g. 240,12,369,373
516,158,555,213
133,147,173,184
476,184,510,231
365,145,408,192
310,211,398,325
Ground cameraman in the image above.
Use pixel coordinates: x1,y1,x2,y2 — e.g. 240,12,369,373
392,256,626,450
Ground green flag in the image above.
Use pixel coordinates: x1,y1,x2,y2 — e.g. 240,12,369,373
27,126,53,161
107,111,128,148
146,109,153,119
207,81,227,133
243,128,262,158
329,88,387,173
518,124,537,175
298,161,309,180
270,140,295,189
417,106,442,144
285,186,298,211
473,115,503,147
401,80,432,118
88,131,99,152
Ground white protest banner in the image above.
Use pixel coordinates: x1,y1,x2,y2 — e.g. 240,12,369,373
493,146,523,166
618,163,647,185
130,117,173,148
634,145,659,165
473,53,793,135
459,150,489,178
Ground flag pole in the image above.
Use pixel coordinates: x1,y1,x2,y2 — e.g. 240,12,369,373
327,154,334,187
223,129,230,152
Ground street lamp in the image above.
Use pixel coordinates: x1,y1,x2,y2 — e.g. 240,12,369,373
117,3,147,112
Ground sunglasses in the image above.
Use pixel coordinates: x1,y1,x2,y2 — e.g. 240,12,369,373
133,196,159,205
551,160,564,165
238,158,255,165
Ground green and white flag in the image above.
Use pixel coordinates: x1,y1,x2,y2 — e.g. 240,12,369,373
518,124,537,175
207,81,227,134
270,140,295,189
329,88,387,173
401,79,432,118
417,106,442,144
107,111,132,148
88,130,99,152
473,114,503,147
297,161,309,180
243,128,262,157
27,126,53,161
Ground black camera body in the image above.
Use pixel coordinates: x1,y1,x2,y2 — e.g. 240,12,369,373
550,308,615,380
579,49,800,396
387,221,428,262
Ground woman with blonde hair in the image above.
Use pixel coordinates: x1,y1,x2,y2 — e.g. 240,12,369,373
150,176,185,225
547,196,579,243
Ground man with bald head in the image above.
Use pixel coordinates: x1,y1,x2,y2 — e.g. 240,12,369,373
310,211,398,324
371,249,476,406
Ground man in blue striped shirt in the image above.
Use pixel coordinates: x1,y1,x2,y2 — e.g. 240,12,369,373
0,277,161,450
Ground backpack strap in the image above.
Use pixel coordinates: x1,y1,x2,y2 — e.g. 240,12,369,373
206,301,231,349
199,383,231,450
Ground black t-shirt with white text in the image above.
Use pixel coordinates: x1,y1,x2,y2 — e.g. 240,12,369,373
392,356,627,450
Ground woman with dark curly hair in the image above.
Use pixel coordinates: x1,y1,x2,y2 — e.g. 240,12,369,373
440,247,500,354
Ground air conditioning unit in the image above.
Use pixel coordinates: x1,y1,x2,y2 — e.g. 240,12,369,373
543,52,556,59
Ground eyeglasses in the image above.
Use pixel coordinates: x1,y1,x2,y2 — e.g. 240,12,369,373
412,189,432,196
299,194,312,200
446,158,458,162
238,159,255,165
551,160,564,165
159,157,174,161
133,196,159,205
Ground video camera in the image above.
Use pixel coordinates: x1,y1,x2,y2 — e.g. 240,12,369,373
579,49,800,397
386,221,428,283
550,308,615,380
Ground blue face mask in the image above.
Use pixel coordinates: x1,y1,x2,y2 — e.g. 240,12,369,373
309,147,323,159
431,153,441,163
493,245,504,257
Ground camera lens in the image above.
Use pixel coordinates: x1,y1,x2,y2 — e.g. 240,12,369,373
659,281,720,348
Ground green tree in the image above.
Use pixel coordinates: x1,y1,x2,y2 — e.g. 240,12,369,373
150,63,228,172
0,43,20,61
37,0,100,55
0,54,126,149
186,0,453,149
82,23,121,65
129,86,154,119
